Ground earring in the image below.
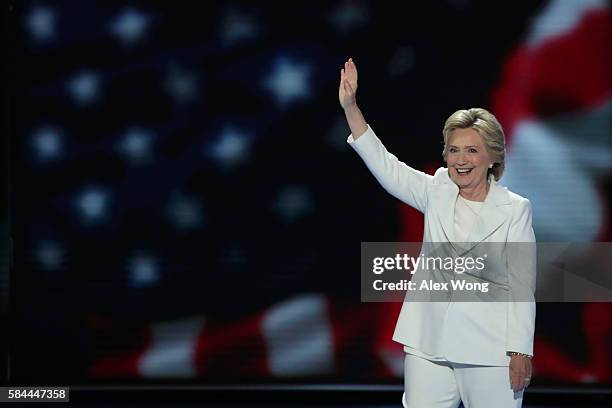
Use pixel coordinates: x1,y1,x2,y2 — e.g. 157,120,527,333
488,163,494,168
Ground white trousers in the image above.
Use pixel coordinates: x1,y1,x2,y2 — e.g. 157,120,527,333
402,354,524,408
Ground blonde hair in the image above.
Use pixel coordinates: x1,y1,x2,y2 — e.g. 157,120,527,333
442,108,506,181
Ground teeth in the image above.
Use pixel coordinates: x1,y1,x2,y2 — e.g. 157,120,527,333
457,168,472,173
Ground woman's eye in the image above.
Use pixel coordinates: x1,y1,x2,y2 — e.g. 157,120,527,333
469,148,478,153
449,148,458,153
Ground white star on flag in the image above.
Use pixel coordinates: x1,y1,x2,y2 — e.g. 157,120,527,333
110,8,150,46
264,58,312,107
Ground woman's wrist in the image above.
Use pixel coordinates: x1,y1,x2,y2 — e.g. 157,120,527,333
343,104,368,139
343,102,359,114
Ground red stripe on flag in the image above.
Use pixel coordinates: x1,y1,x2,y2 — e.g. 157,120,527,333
87,314,151,378
493,9,611,139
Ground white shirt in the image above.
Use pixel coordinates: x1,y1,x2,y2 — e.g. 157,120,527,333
455,194,484,242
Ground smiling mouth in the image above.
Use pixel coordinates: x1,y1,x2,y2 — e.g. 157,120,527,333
456,168,473,176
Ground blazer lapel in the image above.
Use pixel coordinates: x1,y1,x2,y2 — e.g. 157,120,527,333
464,178,512,251
431,174,460,251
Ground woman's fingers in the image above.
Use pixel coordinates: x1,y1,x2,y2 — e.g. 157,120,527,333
343,60,351,71
344,78,354,93
510,370,518,392
339,58,357,105
510,367,520,392
510,369,529,392
348,58,358,80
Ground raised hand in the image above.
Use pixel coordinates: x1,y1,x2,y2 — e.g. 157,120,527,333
339,58,358,110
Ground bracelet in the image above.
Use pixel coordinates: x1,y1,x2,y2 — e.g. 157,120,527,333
508,351,533,359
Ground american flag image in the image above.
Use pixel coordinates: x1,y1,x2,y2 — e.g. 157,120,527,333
7,0,611,389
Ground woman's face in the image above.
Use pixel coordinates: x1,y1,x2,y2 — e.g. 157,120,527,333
446,128,492,189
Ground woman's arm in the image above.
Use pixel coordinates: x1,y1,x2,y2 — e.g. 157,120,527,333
506,198,536,392
506,198,536,355
339,58,433,213
344,104,368,140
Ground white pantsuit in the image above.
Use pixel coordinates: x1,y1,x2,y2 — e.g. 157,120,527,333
403,354,523,408
347,125,536,407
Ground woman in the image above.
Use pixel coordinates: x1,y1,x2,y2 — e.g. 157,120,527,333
339,58,536,408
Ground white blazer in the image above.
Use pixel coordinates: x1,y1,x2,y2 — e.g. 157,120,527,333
348,125,536,366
